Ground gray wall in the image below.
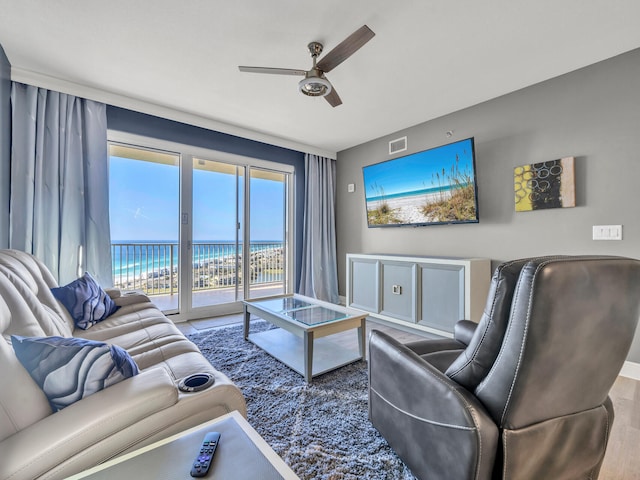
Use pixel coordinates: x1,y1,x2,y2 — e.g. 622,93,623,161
0,44,10,249
336,48,640,363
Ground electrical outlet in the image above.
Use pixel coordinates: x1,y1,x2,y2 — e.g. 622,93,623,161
592,225,622,240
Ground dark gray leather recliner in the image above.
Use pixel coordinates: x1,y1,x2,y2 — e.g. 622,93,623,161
369,256,640,480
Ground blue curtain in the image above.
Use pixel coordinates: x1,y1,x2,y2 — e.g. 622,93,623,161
9,82,112,285
298,153,339,303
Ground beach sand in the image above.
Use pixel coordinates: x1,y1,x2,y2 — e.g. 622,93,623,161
367,190,452,224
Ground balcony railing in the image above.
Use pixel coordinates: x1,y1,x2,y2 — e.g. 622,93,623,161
111,242,284,296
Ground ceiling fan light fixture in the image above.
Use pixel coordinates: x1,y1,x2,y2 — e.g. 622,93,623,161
298,76,332,97
239,25,374,106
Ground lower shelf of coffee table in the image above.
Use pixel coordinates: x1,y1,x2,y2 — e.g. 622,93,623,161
247,328,363,379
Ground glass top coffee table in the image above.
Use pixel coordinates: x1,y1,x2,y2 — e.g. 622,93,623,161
243,294,368,382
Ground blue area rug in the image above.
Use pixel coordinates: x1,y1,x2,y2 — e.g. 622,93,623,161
188,321,416,480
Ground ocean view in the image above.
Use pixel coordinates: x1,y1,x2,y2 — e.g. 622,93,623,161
111,240,284,291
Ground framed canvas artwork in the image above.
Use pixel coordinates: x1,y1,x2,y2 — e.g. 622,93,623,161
514,157,575,212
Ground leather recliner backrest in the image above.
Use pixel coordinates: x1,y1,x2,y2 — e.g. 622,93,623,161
0,249,73,336
475,256,640,429
0,273,54,443
445,256,567,391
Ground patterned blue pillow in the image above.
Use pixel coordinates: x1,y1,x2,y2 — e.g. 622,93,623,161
51,272,119,330
11,335,139,412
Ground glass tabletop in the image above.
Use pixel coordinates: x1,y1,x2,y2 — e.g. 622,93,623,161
250,297,350,326
285,306,349,325
256,297,315,313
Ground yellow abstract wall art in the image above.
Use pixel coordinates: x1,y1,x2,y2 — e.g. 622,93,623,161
514,157,575,212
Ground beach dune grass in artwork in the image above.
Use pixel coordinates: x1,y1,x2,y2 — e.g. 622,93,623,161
420,165,476,221
366,185,403,225
363,139,478,226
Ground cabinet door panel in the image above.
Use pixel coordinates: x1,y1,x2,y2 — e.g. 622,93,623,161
349,259,379,312
419,264,464,331
381,263,416,322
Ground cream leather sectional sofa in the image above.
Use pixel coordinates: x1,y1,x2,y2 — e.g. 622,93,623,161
0,249,246,480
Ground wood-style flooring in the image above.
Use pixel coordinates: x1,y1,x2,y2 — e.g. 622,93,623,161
177,314,640,479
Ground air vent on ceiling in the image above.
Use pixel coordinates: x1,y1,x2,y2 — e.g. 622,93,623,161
389,136,407,155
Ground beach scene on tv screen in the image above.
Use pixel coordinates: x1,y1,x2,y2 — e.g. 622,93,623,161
364,139,477,226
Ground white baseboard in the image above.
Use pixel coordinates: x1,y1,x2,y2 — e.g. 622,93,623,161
619,361,640,381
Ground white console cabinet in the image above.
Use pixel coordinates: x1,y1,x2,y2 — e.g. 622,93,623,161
346,254,491,337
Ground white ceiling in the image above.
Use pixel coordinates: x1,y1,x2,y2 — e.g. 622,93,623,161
1,0,640,157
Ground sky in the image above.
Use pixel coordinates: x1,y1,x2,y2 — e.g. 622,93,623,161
362,138,476,199
109,156,285,242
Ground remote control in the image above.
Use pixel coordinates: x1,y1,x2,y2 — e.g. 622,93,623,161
190,431,220,477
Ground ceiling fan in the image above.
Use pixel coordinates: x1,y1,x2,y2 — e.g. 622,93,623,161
238,25,375,107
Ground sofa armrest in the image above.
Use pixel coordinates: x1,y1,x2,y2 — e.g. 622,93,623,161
109,289,152,307
104,287,121,299
454,319,477,345
0,368,178,480
368,330,497,480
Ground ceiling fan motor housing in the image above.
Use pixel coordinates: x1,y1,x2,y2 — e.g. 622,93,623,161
299,68,332,97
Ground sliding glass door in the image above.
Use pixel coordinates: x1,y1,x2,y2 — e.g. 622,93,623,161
108,144,181,313
108,135,294,320
191,158,246,310
249,168,287,299
190,159,291,315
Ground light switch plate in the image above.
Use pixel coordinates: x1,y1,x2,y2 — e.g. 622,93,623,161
347,183,355,193
592,225,622,240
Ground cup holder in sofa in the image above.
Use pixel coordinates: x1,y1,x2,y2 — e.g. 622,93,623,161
178,373,215,393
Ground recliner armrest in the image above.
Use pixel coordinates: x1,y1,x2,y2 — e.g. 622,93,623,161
368,330,498,480
0,368,178,480
454,319,477,345
404,337,467,373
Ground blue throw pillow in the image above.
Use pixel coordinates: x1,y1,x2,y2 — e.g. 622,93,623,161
11,335,139,412
51,272,119,330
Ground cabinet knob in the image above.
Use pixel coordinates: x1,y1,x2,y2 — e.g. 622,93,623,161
392,284,402,295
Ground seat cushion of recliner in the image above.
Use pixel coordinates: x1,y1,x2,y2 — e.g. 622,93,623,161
74,304,204,380
73,302,169,337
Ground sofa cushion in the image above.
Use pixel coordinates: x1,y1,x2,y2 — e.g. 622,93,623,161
11,335,139,411
51,272,119,330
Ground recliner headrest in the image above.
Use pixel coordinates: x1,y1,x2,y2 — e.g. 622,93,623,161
445,256,569,391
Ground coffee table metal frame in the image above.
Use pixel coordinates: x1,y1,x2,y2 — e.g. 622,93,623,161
243,294,367,382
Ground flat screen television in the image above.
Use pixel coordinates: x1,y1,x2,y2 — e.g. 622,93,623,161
362,137,479,228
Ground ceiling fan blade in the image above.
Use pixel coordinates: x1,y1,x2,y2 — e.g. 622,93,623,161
324,87,342,107
238,66,306,76
316,25,375,73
